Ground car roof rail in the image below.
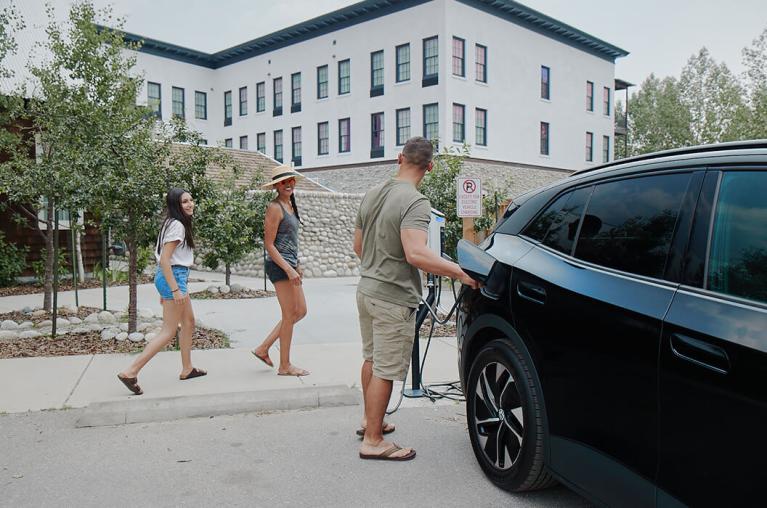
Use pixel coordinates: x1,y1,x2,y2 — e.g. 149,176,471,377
572,139,767,176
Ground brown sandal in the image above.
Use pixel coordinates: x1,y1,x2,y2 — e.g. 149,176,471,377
359,444,416,461
179,367,207,380
117,374,143,395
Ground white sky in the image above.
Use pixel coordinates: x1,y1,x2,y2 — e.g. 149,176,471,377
6,0,767,90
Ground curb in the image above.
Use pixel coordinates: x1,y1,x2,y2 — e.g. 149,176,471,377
75,385,360,427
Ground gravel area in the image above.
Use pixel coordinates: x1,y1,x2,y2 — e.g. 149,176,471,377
191,289,275,300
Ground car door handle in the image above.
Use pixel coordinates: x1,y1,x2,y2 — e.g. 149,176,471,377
516,281,546,305
670,333,730,375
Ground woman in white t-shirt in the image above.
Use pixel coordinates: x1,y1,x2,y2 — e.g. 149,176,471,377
117,188,206,395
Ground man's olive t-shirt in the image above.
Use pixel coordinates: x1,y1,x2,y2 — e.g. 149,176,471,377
355,179,431,307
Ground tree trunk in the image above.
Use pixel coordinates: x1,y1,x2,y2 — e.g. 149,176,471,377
43,204,54,312
75,227,85,281
127,236,138,333
225,263,231,286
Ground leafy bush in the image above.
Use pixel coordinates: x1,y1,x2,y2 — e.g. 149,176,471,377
0,231,27,286
134,245,153,274
93,261,129,284
31,247,68,286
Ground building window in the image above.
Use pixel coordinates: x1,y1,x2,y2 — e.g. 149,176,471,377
291,72,301,113
224,90,232,126
423,36,438,86
194,91,207,119
147,82,161,119
475,44,487,83
586,131,594,162
452,103,465,143
476,108,487,146
586,81,594,112
396,43,410,82
370,50,384,97
396,108,410,146
338,59,350,95
540,66,550,100
256,132,266,153
292,127,302,166
317,65,328,99
256,82,265,112
604,87,611,115
540,122,549,155
201,139,207,145
603,135,610,163
224,138,233,148
318,122,329,155
239,86,247,116
371,112,384,158
339,118,351,153
274,130,283,162
423,103,439,143
452,37,465,77
171,87,184,119
239,135,248,150
273,77,283,116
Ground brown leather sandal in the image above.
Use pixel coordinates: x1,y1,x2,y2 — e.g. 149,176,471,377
117,374,143,395
179,367,207,380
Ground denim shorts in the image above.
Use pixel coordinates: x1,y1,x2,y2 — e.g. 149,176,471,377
155,266,190,300
265,260,295,284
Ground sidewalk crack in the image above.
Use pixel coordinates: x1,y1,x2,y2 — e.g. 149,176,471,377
63,354,95,407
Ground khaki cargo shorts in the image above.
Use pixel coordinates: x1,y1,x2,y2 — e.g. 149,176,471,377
356,291,417,381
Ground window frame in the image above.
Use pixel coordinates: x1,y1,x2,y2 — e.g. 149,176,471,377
423,103,439,144
147,81,162,119
603,135,610,163
452,36,465,77
224,138,233,148
370,50,384,97
224,90,232,126
586,131,594,162
338,59,351,95
291,72,301,113
396,107,411,146
273,77,283,116
475,44,487,83
540,122,550,156
172,86,185,119
586,81,594,112
291,126,302,166
256,82,266,112
338,117,351,153
317,121,329,156
540,66,550,100
604,86,612,115
194,90,207,120
256,132,266,153
476,108,487,147
239,86,247,116
452,103,465,143
396,43,410,83
273,129,283,162
317,65,329,100
422,36,439,87
370,112,384,158
239,135,248,150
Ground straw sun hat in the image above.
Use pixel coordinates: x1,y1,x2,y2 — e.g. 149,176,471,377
261,164,304,189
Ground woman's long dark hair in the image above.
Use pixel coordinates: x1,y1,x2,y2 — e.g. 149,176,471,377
289,193,304,225
157,187,195,255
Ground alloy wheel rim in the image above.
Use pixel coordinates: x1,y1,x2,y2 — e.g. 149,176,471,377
473,361,524,470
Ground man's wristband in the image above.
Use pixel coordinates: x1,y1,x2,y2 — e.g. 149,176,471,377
172,288,180,293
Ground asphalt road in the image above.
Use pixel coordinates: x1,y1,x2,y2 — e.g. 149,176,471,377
1,403,590,507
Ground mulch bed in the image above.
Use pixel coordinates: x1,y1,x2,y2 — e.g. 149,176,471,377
191,289,275,300
0,327,228,359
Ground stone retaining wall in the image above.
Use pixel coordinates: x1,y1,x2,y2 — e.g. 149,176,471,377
195,191,363,279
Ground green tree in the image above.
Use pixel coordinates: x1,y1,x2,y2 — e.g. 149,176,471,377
627,74,693,155
742,27,767,139
678,48,749,144
196,172,268,287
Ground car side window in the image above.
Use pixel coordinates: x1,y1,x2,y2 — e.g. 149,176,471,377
707,171,767,304
522,191,571,242
573,173,690,278
541,186,592,255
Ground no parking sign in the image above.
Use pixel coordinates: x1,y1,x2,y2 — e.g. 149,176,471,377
456,177,481,217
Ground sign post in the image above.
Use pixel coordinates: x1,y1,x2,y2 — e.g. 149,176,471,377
457,177,481,243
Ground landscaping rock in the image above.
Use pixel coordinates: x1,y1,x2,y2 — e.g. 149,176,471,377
37,320,53,329
98,311,117,324
22,306,33,314
116,332,128,341
19,330,42,339
119,323,129,332
101,329,117,341
31,310,47,318
84,313,100,324
113,311,126,321
55,318,70,328
86,323,103,332
207,285,219,294
136,322,149,332
323,270,338,277
70,327,88,335
128,332,144,342
68,317,83,325
219,285,231,294
0,331,19,340
145,332,157,341
230,283,245,293
1,320,19,331
18,321,34,330
138,308,154,320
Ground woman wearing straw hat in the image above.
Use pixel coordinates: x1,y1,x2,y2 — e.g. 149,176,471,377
252,164,310,376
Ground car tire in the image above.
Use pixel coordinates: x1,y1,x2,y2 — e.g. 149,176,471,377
466,338,556,492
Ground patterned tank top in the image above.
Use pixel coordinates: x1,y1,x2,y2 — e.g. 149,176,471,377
267,200,299,267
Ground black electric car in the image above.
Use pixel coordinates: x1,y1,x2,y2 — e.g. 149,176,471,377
456,141,767,507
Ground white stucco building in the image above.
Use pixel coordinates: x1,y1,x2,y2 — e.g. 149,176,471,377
124,0,627,179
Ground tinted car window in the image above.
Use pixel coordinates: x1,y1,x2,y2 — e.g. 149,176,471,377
522,191,571,242
542,186,592,255
574,173,690,278
707,171,767,304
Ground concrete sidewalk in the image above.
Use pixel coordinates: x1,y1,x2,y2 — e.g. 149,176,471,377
0,337,463,422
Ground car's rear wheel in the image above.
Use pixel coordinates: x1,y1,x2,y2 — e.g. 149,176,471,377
467,338,556,492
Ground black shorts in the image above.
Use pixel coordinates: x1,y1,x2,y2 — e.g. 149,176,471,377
265,260,295,284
